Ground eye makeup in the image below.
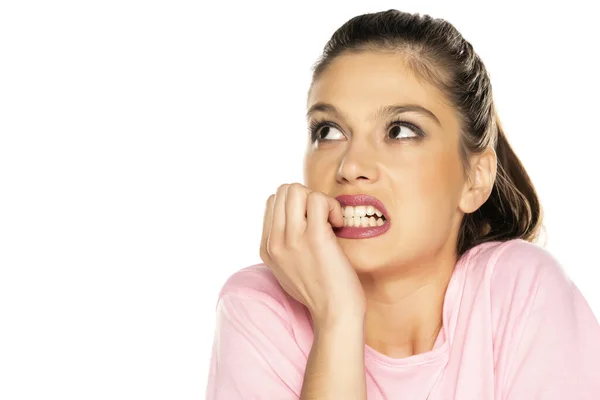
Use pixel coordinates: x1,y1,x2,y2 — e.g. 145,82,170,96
308,117,427,143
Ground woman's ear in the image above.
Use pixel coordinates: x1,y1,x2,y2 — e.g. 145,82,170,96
459,147,497,214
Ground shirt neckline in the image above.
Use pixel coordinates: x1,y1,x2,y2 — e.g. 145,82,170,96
362,246,479,368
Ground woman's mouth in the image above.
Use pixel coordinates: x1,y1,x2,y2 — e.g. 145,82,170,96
342,205,387,227
334,194,391,239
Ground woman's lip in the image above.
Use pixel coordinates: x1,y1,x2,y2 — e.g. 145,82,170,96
334,223,391,239
334,194,390,219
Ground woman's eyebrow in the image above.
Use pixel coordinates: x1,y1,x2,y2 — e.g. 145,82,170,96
306,102,345,120
307,102,441,126
375,104,441,126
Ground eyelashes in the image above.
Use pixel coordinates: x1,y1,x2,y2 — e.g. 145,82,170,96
308,118,426,143
387,120,426,140
308,119,344,142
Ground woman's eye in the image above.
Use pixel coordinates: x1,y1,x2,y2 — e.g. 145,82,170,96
388,123,419,140
316,125,344,141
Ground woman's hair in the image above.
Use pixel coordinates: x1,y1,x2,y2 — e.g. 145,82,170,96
311,10,542,256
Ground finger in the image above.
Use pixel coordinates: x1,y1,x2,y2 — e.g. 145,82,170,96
306,191,344,232
260,194,275,263
327,196,344,228
269,184,289,250
285,183,308,244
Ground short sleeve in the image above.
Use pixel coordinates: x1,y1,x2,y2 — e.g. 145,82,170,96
205,268,308,399
491,242,600,399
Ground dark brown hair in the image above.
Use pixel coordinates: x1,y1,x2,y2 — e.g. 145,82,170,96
311,10,542,256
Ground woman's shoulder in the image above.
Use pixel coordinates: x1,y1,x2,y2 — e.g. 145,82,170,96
470,238,566,277
465,239,573,302
215,264,314,353
216,263,311,323
210,264,314,386
218,263,289,304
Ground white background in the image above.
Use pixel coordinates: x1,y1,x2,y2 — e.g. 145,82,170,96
1,0,599,398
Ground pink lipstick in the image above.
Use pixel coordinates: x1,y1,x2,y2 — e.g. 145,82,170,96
334,194,391,239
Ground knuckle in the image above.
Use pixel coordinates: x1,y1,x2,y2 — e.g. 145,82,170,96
259,247,269,263
276,184,289,195
286,183,305,200
286,235,303,251
306,226,325,243
267,238,284,258
307,190,325,204
264,197,275,213
288,182,305,193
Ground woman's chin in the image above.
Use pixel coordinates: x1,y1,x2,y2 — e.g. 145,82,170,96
339,242,391,274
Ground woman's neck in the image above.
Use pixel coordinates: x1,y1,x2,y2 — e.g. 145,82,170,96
360,257,455,359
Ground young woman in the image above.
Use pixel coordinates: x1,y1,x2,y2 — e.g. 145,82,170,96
206,10,600,399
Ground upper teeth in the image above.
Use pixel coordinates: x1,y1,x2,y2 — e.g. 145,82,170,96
341,205,386,228
343,205,384,218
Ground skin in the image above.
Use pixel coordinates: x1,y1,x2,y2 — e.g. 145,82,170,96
260,50,497,398
304,51,497,358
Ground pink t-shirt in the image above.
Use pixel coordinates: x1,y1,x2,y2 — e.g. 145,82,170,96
206,239,600,399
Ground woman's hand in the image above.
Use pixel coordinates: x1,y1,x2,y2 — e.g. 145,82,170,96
260,183,366,328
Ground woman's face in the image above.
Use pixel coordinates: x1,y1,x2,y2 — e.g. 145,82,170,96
304,51,469,274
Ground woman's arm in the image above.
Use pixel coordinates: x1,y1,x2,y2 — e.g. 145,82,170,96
301,316,367,400
255,185,369,398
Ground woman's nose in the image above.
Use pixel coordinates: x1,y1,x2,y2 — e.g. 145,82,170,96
335,139,379,185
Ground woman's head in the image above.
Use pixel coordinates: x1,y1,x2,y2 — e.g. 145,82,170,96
303,10,541,273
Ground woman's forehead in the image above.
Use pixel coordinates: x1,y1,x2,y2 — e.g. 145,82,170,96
308,52,454,125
